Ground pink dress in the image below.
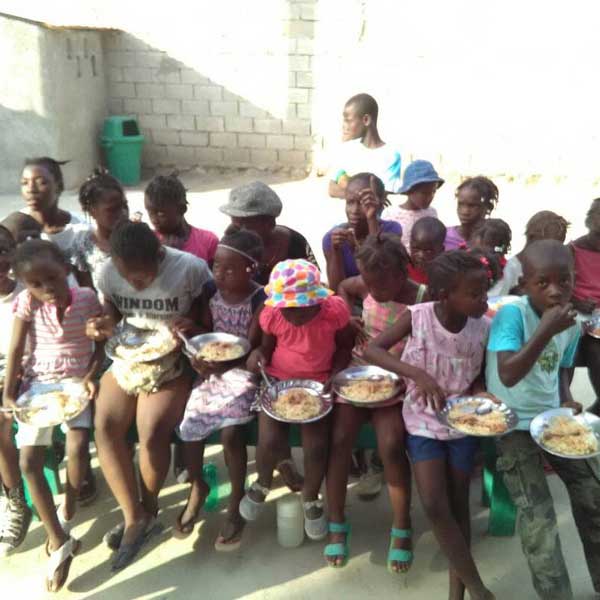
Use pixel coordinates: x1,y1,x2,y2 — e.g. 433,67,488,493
401,302,490,440
571,244,600,303
382,206,438,251
260,295,350,383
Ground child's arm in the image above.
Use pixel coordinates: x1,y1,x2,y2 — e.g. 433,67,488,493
329,324,356,381
363,310,446,410
558,368,582,412
82,339,106,399
337,276,368,309
324,230,352,292
246,332,276,374
2,317,30,408
497,304,576,387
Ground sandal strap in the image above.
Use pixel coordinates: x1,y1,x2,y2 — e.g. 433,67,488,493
390,527,412,539
46,537,77,578
388,548,413,562
324,542,348,557
328,521,351,534
249,481,270,498
302,498,323,511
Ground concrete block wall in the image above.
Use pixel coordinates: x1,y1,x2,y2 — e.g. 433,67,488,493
103,2,318,172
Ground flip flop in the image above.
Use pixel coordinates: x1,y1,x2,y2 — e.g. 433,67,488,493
214,513,246,552
387,528,413,575
45,536,81,593
323,521,351,568
45,504,72,557
111,517,160,572
174,481,210,537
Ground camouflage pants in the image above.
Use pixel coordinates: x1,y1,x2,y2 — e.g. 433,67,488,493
496,431,600,600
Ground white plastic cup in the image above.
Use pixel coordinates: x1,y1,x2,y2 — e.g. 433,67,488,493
276,493,304,548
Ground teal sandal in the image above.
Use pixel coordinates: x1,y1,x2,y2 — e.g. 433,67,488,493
387,528,413,574
323,521,351,568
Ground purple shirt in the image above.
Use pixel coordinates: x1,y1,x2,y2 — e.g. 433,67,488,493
322,220,403,278
444,225,468,251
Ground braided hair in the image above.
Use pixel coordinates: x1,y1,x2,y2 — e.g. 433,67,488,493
525,210,569,243
110,221,161,265
456,176,499,214
23,157,69,194
144,171,187,210
355,231,411,277
79,167,127,213
472,218,512,255
427,250,487,300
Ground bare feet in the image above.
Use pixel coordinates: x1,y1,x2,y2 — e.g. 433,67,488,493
175,479,210,535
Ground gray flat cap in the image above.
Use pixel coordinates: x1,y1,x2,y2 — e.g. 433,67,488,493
219,181,283,218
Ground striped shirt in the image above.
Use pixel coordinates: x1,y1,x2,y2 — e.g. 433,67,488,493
13,287,101,382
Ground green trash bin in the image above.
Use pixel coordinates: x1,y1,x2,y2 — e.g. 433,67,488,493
100,116,144,185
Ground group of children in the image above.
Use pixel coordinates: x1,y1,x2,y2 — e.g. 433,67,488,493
0,96,599,599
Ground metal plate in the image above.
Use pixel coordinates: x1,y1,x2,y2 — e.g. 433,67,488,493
487,295,520,317
185,332,252,362
333,365,401,407
437,396,519,437
106,323,178,363
530,408,600,459
261,379,332,424
583,315,600,339
15,379,90,427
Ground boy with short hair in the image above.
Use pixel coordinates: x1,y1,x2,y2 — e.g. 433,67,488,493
486,239,600,600
328,93,401,199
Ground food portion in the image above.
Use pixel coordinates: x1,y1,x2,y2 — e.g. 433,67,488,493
113,327,177,362
272,388,322,421
541,415,598,456
19,389,86,426
447,400,508,435
197,341,245,362
590,326,600,338
339,377,396,403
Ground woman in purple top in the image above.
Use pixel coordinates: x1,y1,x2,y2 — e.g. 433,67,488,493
445,176,499,250
323,172,402,291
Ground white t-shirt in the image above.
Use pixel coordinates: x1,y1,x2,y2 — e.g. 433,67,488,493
98,247,212,321
331,138,402,193
488,255,523,297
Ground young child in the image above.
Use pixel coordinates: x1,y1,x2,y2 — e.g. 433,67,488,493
383,159,444,251
470,219,512,297
445,176,499,251
323,173,402,291
72,168,129,291
241,260,354,540
1,212,42,244
86,222,212,571
364,251,495,600
486,240,599,599
494,210,569,296
329,93,401,198
176,230,266,550
327,233,428,572
144,172,218,265
2,240,103,592
570,199,600,415
0,226,31,557
408,216,447,285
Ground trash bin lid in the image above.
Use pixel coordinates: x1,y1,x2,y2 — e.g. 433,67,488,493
102,116,141,139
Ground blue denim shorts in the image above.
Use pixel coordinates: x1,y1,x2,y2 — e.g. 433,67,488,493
406,434,480,474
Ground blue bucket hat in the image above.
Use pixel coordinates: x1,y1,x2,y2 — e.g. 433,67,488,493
399,160,444,194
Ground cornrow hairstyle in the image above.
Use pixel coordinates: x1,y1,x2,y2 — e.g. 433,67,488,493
0,225,15,250
472,218,512,255
24,157,69,194
525,210,570,242
144,170,187,210
427,250,487,300
79,167,127,213
345,93,379,122
347,172,386,201
411,216,447,245
110,221,161,265
355,231,411,276
584,198,600,232
12,239,66,277
456,176,499,214
469,247,502,286
219,229,264,264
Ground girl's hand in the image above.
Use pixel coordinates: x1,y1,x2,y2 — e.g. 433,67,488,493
573,297,597,315
86,316,115,341
349,316,367,346
190,355,225,377
359,175,382,221
247,348,268,374
561,400,583,414
170,317,197,335
413,370,446,412
82,377,98,400
473,391,502,404
331,228,354,250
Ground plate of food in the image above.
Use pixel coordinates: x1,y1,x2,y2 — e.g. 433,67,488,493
583,315,600,339
486,295,520,318
530,408,600,459
333,366,401,406
106,321,178,363
15,379,90,427
185,332,251,363
438,396,518,437
261,379,332,424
